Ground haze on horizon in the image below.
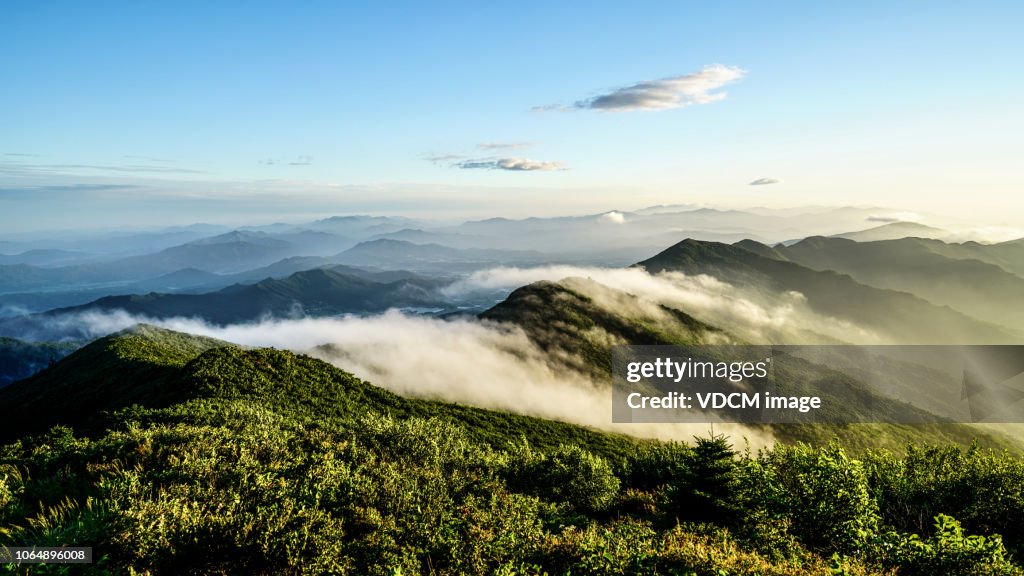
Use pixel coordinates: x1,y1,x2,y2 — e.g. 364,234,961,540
2,2,1022,234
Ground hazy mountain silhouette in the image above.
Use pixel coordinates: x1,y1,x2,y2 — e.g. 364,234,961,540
772,236,1024,330
636,239,1019,344
46,267,447,325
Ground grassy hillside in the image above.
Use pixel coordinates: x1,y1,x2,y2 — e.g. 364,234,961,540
0,325,227,442
0,324,639,457
1,325,1023,574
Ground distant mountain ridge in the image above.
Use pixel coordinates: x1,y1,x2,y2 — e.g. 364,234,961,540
832,221,950,242
636,239,1020,344
42,267,447,327
335,238,550,272
0,228,353,293
769,236,1024,330
0,249,95,267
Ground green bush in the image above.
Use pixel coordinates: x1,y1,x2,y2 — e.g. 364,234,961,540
621,440,691,490
751,442,879,554
871,514,1019,575
506,443,620,514
865,443,1024,558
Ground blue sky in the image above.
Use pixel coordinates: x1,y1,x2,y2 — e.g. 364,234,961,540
2,1,1022,231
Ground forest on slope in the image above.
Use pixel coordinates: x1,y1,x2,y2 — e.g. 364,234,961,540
1,325,1023,575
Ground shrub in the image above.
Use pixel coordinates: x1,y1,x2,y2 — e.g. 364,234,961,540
864,443,1024,558
752,442,879,554
621,441,691,490
505,443,620,514
871,514,1019,576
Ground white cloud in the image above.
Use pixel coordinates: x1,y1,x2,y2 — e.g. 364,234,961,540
749,178,779,186
455,157,567,172
442,265,881,345
423,153,466,165
600,211,626,224
34,308,770,447
540,64,746,112
477,142,533,151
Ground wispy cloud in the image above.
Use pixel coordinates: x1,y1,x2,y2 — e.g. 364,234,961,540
423,153,466,165
427,146,544,170
749,178,779,186
477,142,533,151
259,155,313,166
454,157,567,172
538,64,746,112
867,212,922,223
0,162,206,175
123,154,175,163
0,183,144,201
34,184,139,192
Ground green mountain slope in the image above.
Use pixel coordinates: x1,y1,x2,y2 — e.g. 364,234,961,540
478,276,1020,453
637,239,1020,344
481,278,727,379
0,325,637,456
3,326,1023,574
985,238,1024,276
773,236,1024,330
863,236,1024,278
0,325,227,441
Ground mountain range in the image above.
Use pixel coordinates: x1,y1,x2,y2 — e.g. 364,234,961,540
767,236,1024,330
43,267,448,326
3,221,1024,573
0,229,352,294
637,239,1020,344
4,207,1020,318
479,273,1011,441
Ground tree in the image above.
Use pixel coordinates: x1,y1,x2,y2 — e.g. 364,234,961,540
670,434,743,526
